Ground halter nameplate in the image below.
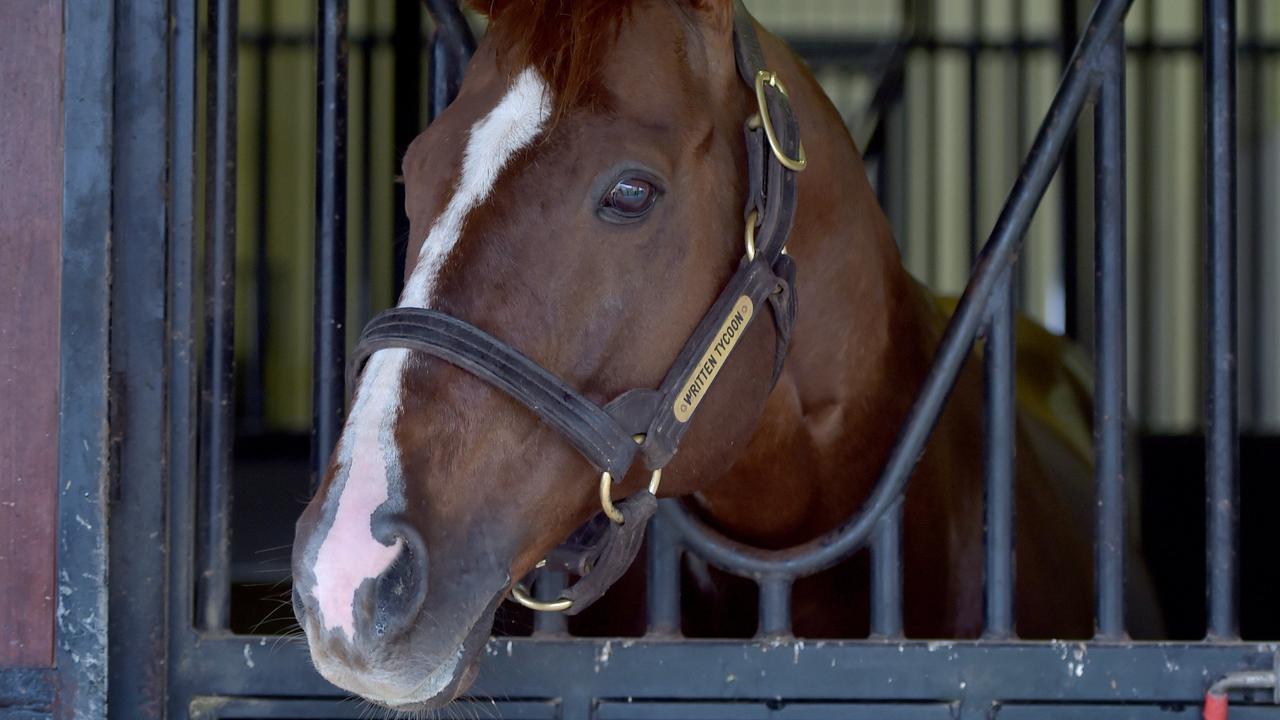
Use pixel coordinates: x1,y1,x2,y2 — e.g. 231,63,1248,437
674,295,754,422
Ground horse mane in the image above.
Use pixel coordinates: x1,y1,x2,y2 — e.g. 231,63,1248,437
470,0,679,119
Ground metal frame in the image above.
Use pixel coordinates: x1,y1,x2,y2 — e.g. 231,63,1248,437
77,0,1268,717
54,0,115,717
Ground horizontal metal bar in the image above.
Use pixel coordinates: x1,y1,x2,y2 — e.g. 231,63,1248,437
0,669,55,714
229,31,1280,58
167,634,1280,705
188,697,556,719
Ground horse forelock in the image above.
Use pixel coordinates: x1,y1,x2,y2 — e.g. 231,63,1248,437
469,0,645,121
468,0,637,119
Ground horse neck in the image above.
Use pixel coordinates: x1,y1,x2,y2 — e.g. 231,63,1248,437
691,39,945,550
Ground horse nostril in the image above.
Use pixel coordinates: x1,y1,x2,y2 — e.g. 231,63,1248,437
371,517,430,640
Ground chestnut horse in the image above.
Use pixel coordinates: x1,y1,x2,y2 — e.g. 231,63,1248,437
291,0,1156,711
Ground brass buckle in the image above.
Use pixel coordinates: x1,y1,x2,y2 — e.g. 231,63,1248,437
750,70,807,172
745,210,759,261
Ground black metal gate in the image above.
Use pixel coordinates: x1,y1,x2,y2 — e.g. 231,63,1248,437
82,0,1280,718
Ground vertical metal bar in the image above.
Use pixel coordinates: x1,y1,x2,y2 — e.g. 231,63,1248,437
423,0,477,122
358,21,374,327
246,2,272,434
1093,26,1127,640
646,514,682,636
967,0,982,265
757,575,793,639
870,501,904,638
1012,0,1029,307
924,18,939,285
391,0,422,299
1243,0,1262,430
886,61,909,246
167,0,201,714
109,0,170,712
1012,0,1028,160
57,0,113,713
1204,0,1239,641
1135,5,1156,429
313,0,349,491
983,271,1016,639
1059,0,1082,341
532,570,568,636
197,0,238,633
1258,11,1280,434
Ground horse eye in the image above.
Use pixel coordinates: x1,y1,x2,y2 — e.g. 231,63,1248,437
600,177,658,219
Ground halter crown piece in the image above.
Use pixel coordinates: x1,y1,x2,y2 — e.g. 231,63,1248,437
349,0,805,614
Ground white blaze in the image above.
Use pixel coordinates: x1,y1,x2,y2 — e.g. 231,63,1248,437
310,68,552,638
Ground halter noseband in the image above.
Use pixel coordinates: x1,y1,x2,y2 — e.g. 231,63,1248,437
349,0,805,615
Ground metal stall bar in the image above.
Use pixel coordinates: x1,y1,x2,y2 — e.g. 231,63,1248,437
197,0,238,633
166,0,202,713
533,571,569,636
870,502,904,638
646,516,682,636
358,12,374,327
108,0,172,713
246,2,273,434
423,0,477,123
1093,26,1126,640
1203,0,1239,641
56,0,114,715
662,0,1132,632
1059,0,1081,341
1243,0,1263,431
313,0,349,490
758,575,794,638
391,0,422,299
967,0,982,264
861,0,1132,561
983,271,1016,639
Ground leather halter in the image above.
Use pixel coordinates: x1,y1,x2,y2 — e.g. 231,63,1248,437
349,1,805,615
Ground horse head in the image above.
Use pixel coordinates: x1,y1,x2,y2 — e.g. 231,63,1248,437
290,0,838,709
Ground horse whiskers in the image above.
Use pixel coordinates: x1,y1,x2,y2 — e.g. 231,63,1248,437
267,629,305,653
247,602,300,634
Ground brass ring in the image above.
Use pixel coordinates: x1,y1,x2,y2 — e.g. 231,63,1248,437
745,210,759,261
510,582,572,613
599,468,664,526
753,70,807,172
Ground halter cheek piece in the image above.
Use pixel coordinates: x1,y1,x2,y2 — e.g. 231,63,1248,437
349,1,805,615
